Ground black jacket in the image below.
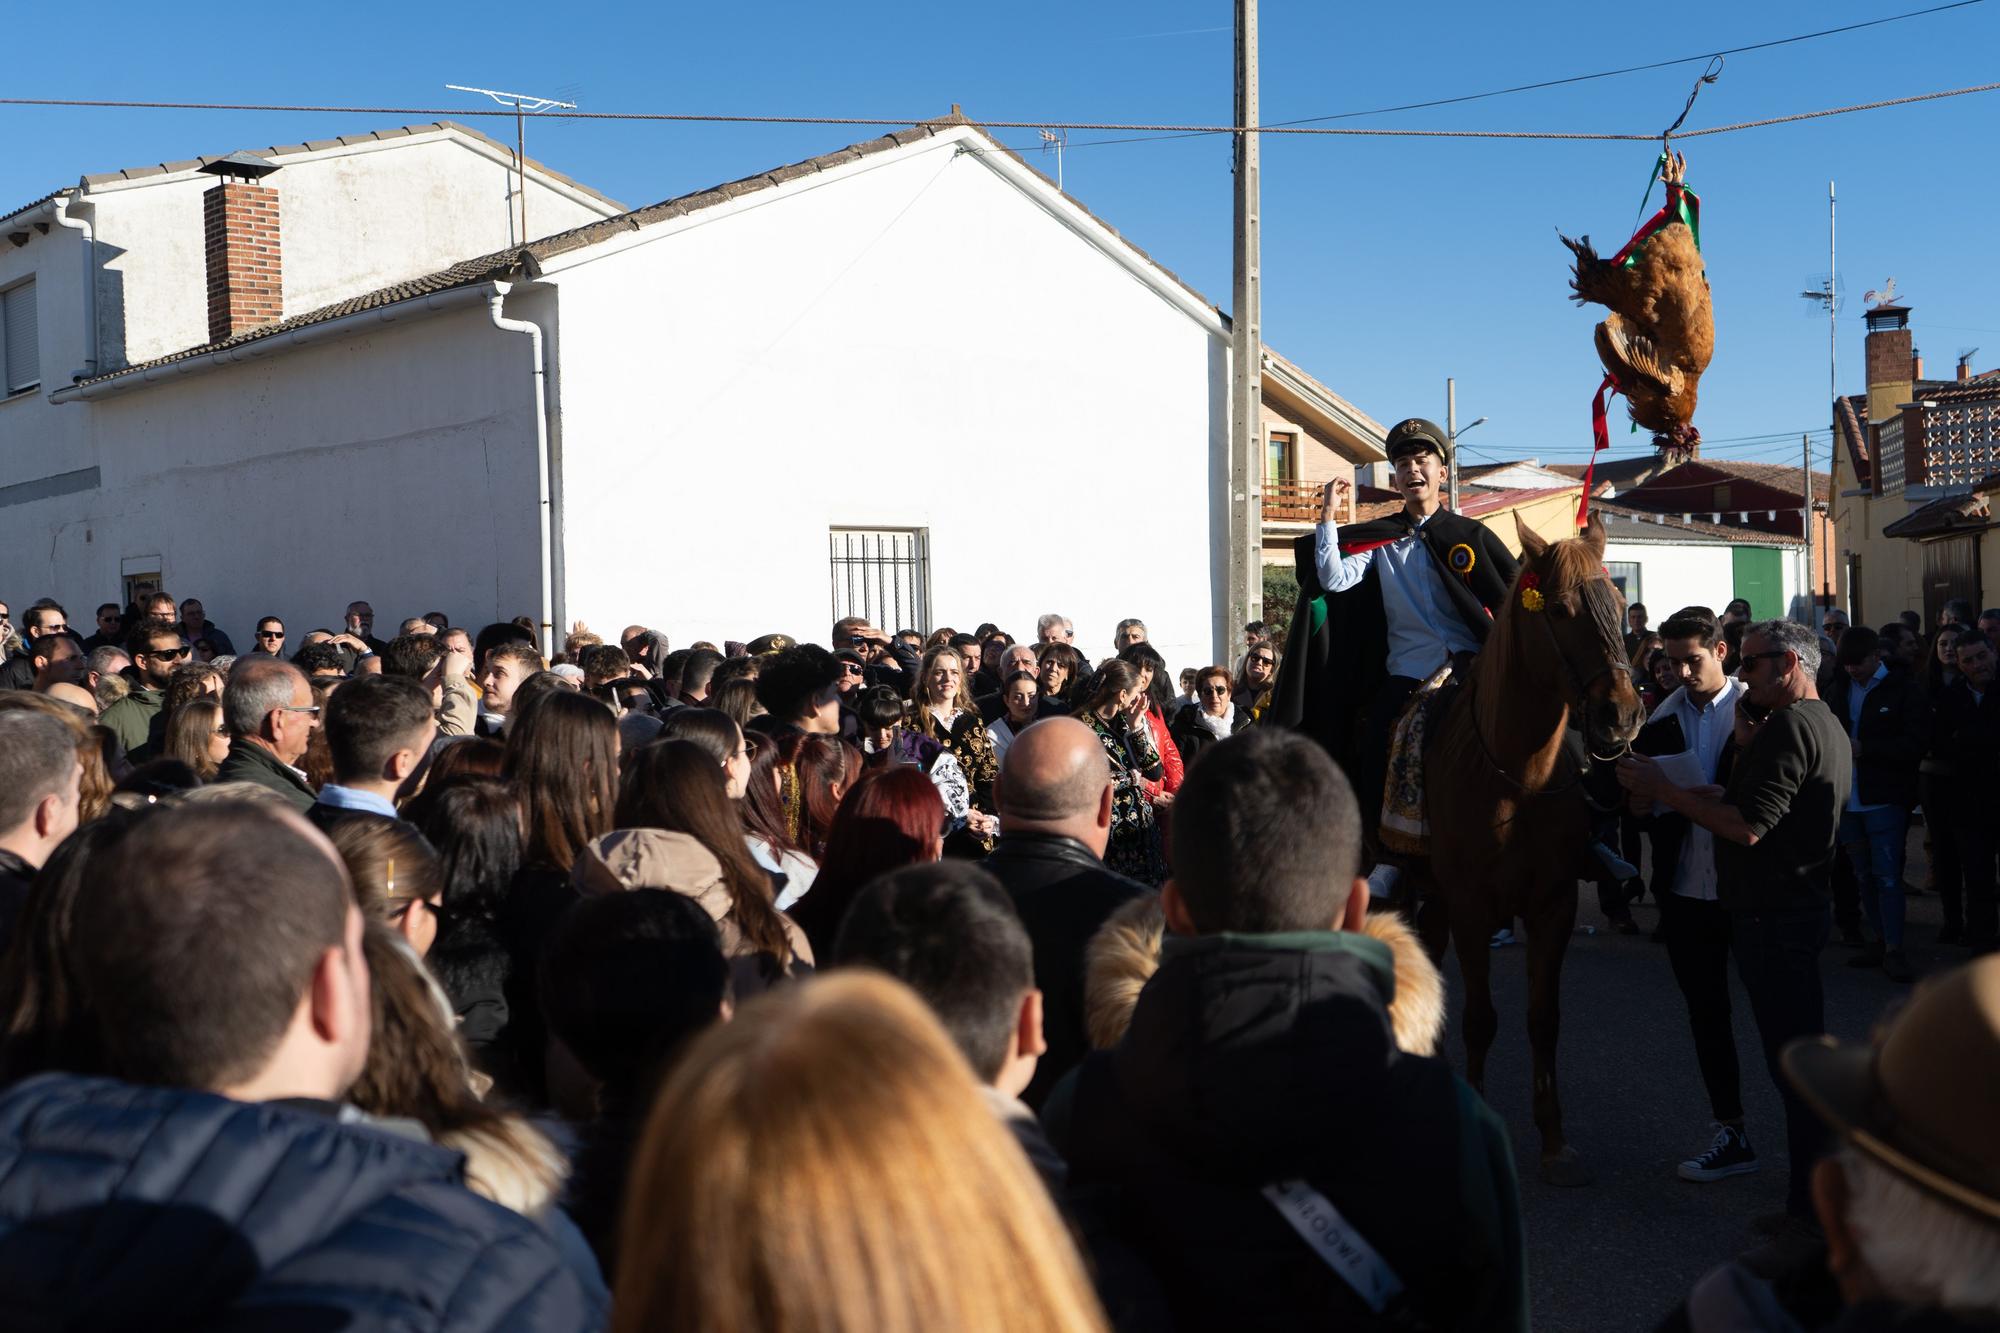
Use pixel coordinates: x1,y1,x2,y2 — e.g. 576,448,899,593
1168,701,1250,769
1823,665,1929,808
0,1073,605,1329
1270,509,1516,770
1929,678,2000,789
0,849,34,963
215,739,316,812
981,832,1150,1110
1057,932,1527,1333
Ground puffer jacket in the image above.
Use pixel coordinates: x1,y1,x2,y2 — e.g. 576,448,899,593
0,1073,606,1330
1083,901,1447,1057
1055,930,1526,1333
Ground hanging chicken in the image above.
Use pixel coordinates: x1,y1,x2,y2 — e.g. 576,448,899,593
1560,151,1713,455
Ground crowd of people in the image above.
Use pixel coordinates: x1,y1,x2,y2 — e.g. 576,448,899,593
0,583,1994,1331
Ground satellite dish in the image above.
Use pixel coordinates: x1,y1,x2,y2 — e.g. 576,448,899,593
1799,272,1844,317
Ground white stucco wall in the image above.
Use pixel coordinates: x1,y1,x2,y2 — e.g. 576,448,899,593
1603,539,1737,622
543,132,1230,674
0,305,544,646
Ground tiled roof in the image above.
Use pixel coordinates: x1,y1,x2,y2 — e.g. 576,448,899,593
76,121,626,212
0,188,66,228
1882,486,1996,539
1546,454,1675,493
1917,374,2000,405
1834,394,1871,488
1594,500,1804,546
76,112,1249,392
1615,459,1830,508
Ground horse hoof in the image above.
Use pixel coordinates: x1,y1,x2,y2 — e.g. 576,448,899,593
1539,1148,1594,1188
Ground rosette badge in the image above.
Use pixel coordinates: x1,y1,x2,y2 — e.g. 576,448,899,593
1447,543,1476,575
1518,571,1545,613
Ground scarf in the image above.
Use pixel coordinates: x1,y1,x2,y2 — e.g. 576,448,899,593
1195,703,1235,741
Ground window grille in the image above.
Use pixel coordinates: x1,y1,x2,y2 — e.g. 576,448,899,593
829,528,930,634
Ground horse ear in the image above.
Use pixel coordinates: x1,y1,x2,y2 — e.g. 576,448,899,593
1515,510,1548,561
1580,510,1608,557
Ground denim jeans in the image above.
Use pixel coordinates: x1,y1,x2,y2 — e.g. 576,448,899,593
1729,906,1830,1218
1839,805,1909,950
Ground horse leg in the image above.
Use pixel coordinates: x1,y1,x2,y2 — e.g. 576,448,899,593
1525,884,1593,1186
1448,887,1500,1097
1410,862,1452,966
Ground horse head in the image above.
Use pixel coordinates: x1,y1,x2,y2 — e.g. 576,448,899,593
1511,511,1645,757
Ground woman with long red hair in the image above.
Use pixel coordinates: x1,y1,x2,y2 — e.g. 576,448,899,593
788,766,944,961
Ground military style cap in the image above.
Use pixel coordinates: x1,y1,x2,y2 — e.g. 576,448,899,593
1384,418,1451,466
746,633,796,655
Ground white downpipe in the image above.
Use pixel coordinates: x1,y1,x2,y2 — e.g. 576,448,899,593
47,197,98,379
487,281,563,657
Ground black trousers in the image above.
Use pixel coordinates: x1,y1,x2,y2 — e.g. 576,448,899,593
1921,774,1965,932
1829,841,1862,937
1660,892,1743,1125
1728,905,1830,1218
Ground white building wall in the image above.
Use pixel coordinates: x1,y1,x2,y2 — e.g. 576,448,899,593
1603,539,1737,620
0,305,544,647
545,137,1229,674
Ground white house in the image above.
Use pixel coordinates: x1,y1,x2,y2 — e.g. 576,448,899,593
1596,503,1807,624
0,113,1384,672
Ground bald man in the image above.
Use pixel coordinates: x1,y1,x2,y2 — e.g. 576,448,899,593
985,717,1151,1109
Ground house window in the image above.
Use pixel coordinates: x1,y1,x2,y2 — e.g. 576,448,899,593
829,528,930,635
1605,561,1641,608
1266,431,1296,482
2,279,38,396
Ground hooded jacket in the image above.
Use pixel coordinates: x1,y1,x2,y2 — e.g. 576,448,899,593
0,1073,605,1330
1058,931,1526,1333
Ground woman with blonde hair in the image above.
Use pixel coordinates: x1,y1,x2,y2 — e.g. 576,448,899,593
906,643,999,846
613,972,1108,1333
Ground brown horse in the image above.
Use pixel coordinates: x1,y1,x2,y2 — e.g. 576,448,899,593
1412,510,1644,1186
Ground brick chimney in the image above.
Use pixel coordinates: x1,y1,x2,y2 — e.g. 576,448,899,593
1912,348,1924,381
1863,304,1912,424
199,153,282,344
1962,352,1978,383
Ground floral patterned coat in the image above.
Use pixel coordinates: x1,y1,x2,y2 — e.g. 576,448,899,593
1078,706,1167,886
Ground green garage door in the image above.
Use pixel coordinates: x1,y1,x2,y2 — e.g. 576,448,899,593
1733,546,1783,621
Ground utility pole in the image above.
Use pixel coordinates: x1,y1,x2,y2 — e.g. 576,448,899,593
1803,432,1815,624
1824,180,1835,617
447,84,578,243
1227,0,1263,651
1446,378,1458,512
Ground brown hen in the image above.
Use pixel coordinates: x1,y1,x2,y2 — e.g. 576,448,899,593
1559,152,1714,453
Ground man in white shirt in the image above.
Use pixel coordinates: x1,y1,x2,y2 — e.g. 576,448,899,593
1619,605,1756,1184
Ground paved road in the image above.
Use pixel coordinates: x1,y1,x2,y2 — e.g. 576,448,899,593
1433,825,1946,1332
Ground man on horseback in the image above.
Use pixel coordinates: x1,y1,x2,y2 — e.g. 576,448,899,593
1279,417,1517,887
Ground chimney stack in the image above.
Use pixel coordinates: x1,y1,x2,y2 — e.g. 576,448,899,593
1912,348,1924,382
1863,304,1913,424
199,153,282,344
1962,351,1978,383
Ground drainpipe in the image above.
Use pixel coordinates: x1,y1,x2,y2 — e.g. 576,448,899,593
47,196,99,379
486,281,564,657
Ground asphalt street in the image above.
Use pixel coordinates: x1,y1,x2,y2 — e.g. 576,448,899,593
1434,824,1946,1333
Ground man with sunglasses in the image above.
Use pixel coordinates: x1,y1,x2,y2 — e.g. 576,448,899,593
248,617,287,658
1620,618,1849,1230
98,618,189,758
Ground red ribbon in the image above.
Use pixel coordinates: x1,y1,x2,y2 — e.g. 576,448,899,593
1579,372,1619,526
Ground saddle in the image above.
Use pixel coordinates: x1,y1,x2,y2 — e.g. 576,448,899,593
1378,664,1462,856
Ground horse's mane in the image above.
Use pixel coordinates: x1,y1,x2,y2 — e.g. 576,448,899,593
1476,533,1606,689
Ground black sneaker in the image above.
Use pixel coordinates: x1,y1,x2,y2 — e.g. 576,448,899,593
1678,1124,1759,1182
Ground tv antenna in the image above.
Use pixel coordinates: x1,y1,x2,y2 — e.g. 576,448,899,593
446,84,578,242
1038,128,1067,191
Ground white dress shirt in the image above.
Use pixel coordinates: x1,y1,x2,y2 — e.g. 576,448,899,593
1651,676,1742,902
1314,512,1480,680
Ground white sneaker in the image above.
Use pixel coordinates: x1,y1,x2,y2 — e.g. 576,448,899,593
1365,864,1401,900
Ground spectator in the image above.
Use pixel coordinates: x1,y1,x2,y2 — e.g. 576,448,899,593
474,639,546,738
1244,619,1271,650
420,776,525,1085
972,631,1014,698
657,706,754,798
736,728,820,905
984,717,1149,1109
0,711,83,956
240,615,282,658
950,632,982,680
610,739,810,989
678,647,725,705
1619,618,1851,1227
309,674,438,836
749,643,843,740
1625,601,1650,657
27,632,87,694
1981,607,2000,653
978,642,1063,723
1036,612,1075,645
215,658,319,811
1036,640,1087,711
0,601,71,690
1825,626,1929,982
1073,659,1166,884
1899,609,1923,635
397,616,435,638
1118,641,1184,806
833,861,1064,1191
0,692,114,827
147,660,225,757
1721,598,1754,627
1821,606,1850,652
178,598,234,657
161,696,230,781
542,888,731,1277
852,683,973,832
613,972,1106,1332
98,618,187,758
788,766,944,961
1171,663,1250,768
1942,597,1976,630
344,599,386,653
1232,642,1279,714
79,602,124,653
907,645,1001,844
1933,634,2000,953
292,640,350,681
329,817,445,957
1112,618,1148,650
87,646,131,711
1054,728,1526,1331
1625,607,1759,1185
0,802,605,1327
987,669,1042,767
137,590,177,622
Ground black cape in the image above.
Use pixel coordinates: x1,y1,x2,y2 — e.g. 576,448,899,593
1270,507,1517,771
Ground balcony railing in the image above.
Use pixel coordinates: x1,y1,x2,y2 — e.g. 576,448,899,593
1262,477,1344,524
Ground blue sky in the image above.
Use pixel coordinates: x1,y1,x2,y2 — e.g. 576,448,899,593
6,1,1997,475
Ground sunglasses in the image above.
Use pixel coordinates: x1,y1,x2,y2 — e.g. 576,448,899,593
257,630,285,640
839,663,864,676
1199,684,1230,695
1250,656,1275,666
146,646,191,661
1739,650,1791,667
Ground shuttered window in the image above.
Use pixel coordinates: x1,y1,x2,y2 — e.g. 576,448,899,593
1,280,38,395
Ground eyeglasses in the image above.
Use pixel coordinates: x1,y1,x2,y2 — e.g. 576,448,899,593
1199,684,1230,696
1740,650,1791,668
146,645,190,661
275,704,321,716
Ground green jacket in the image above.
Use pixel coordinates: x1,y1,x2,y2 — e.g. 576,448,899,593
98,687,164,760
215,739,316,812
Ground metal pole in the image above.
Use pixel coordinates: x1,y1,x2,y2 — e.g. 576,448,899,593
1827,180,1836,615
516,102,528,242
1227,0,1263,654
1446,377,1459,512
1803,433,1815,623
